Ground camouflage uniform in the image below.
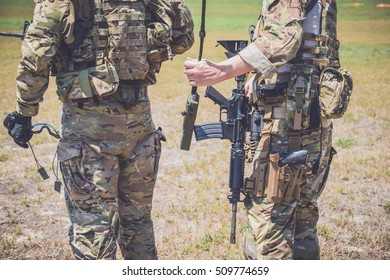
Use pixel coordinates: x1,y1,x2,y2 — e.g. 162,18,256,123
238,0,339,259
15,0,193,259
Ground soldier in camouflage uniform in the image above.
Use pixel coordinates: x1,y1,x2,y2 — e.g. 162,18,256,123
185,0,343,259
4,0,194,259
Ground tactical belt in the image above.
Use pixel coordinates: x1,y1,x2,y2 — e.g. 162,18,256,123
73,84,148,109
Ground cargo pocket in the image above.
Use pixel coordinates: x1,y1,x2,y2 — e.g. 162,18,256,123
58,141,93,199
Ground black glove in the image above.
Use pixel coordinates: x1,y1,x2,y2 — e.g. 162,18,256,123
3,111,33,149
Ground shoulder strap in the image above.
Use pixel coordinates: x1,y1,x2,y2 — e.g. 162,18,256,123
305,0,319,14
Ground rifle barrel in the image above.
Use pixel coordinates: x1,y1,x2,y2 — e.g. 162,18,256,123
0,32,24,38
230,202,237,244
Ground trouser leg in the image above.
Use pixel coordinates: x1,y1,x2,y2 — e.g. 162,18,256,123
60,142,119,259
294,127,334,260
243,120,333,260
116,131,162,260
244,199,296,260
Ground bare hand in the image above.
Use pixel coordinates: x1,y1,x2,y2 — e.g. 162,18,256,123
184,58,222,87
245,74,256,98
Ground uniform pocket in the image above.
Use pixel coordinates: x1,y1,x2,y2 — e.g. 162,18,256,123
58,141,85,194
58,141,96,197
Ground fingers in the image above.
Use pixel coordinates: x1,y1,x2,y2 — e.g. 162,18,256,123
184,57,198,69
184,57,199,86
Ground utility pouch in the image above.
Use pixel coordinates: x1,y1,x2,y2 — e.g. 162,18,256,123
56,62,119,102
287,66,318,130
319,67,353,119
254,82,288,104
147,22,173,63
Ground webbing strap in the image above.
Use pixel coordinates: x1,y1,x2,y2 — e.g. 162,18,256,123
79,69,93,98
289,131,301,152
305,0,318,14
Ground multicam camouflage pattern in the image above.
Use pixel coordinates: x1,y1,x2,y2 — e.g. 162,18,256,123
16,0,194,116
244,120,333,260
169,0,194,55
16,0,75,116
286,66,320,130
238,0,306,77
58,95,163,259
56,62,119,102
103,0,150,80
319,67,353,119
13,0,192,259
241,0,338,260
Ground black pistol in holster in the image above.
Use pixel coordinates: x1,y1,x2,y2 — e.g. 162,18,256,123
278,149,308,167
193,40,264,244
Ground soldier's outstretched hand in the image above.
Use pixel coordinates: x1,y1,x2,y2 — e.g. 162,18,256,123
184,55,254,88
184,58,223,87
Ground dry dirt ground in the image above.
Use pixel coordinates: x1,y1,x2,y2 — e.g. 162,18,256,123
1,83,389,260
0,30,389,260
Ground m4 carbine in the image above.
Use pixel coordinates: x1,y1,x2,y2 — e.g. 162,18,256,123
194,40,264,244
0,21,30,39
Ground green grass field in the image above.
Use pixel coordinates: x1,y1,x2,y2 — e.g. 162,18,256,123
0,0,389,260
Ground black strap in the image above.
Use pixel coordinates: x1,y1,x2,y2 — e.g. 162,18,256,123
305,0,318,14
191,0,207,96
68,0,94,51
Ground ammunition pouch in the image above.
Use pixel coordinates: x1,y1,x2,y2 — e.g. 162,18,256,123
245,153,306,203
56,62,119,102
319,67,353,119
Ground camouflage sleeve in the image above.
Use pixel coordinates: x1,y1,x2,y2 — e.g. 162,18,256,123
148,0,175,27
169,0,194,55
147,0,194,55
16,0,75,117
238,0,306,77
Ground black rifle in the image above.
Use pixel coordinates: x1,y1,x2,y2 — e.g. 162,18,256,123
194,40,264,244
0,21,30,39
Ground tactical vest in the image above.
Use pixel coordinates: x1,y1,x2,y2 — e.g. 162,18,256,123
293,0,340,69
65,0,176,80
94,0,150,80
